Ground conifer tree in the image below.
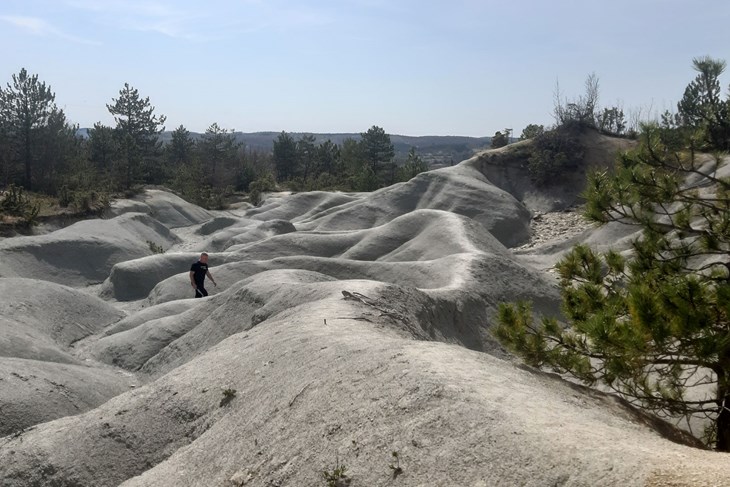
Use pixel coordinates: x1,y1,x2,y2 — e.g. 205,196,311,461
316,139,341,177
0,68,59,190
296,134,317,182
272,131,299,182
496,124,730,450
106,83,166,188
166,124,195,168
400,147,428,180
197,122,240,186
677,57,730,150
360,125,394,176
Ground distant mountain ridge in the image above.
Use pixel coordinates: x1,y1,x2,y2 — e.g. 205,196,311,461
77,129,492,166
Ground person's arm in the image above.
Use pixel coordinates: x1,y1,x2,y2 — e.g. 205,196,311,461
206,270,217,287
189,271,196,289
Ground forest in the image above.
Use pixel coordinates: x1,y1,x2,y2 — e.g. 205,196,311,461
0,71,430,217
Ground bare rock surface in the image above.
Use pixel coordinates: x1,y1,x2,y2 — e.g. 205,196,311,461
107,189,213,228
0,213,179,286
1,291,725,486
0,279,133,435
0,278,125,360
294,166,532,248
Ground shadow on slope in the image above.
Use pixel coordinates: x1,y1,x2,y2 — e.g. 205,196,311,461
0,278,133,435
0,213,179,286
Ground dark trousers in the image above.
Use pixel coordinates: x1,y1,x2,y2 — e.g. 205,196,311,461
194,285,208,298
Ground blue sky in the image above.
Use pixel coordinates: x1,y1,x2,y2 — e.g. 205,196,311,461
1,0,729,136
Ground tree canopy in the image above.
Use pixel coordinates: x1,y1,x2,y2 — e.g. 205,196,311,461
360,125,394,176
0,68,62,190
107,83,166,188
496,61,730,449
519,124,545,140
490,131,508,148
677,56,730,150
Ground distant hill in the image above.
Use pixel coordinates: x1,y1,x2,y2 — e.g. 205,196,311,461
77,129,492,166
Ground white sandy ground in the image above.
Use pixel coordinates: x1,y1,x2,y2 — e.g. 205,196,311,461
1,133,729,486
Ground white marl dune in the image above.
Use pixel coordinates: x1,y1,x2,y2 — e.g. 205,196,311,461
1,139,728,486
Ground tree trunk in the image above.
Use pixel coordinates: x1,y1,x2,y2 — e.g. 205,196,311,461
717,396,730,451
717,368,730,451
24,127,32,191
126,151,132,190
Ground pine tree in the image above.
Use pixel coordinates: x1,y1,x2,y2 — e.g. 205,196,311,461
296,134,317,182
400,147,428,181
677,57,730,150
519,124,545,141
106,83,166,188
491,129,510,148
197,123,240,187
360,125,394,177
35,107,80,192
88,123,118,174
496,124,730,450
0,68,59,190
273,131,299,182
316,139,341,177
166,124,195,168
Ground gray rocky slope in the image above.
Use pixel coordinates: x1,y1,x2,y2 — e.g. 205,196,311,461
1,135,728,486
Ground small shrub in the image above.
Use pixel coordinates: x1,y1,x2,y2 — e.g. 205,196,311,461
248,173,277,206
123,185,144,199
249,187,261,206
147,241,165,254
220,388,237,407
353,165,378,192
206,192,225,210
58,185,72,208
322,458,349,487
389,451,403,478
310,172,339,191
71,189,111,215
73,191,91,213
0,185,42,226
24,203,40,226
1,185,32,215
195,186,226,210
527,128,584,186
286,176,305,192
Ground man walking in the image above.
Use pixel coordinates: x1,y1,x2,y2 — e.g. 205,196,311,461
190,252,217,298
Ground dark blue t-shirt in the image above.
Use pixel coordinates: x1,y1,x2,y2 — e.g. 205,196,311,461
190,261,208,286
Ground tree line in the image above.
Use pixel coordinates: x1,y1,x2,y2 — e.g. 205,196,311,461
0,69,429,212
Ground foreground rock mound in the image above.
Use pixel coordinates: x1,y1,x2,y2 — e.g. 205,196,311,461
0,279,133,435
0,282,721,486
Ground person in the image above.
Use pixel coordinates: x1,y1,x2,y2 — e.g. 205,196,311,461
190,252,217,298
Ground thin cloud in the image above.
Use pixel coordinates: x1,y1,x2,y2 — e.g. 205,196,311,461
0,15,99,45
65,0,212,41
64,0,335,40
65,0,174,18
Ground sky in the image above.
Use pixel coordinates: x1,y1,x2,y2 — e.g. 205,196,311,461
1,0,730,137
